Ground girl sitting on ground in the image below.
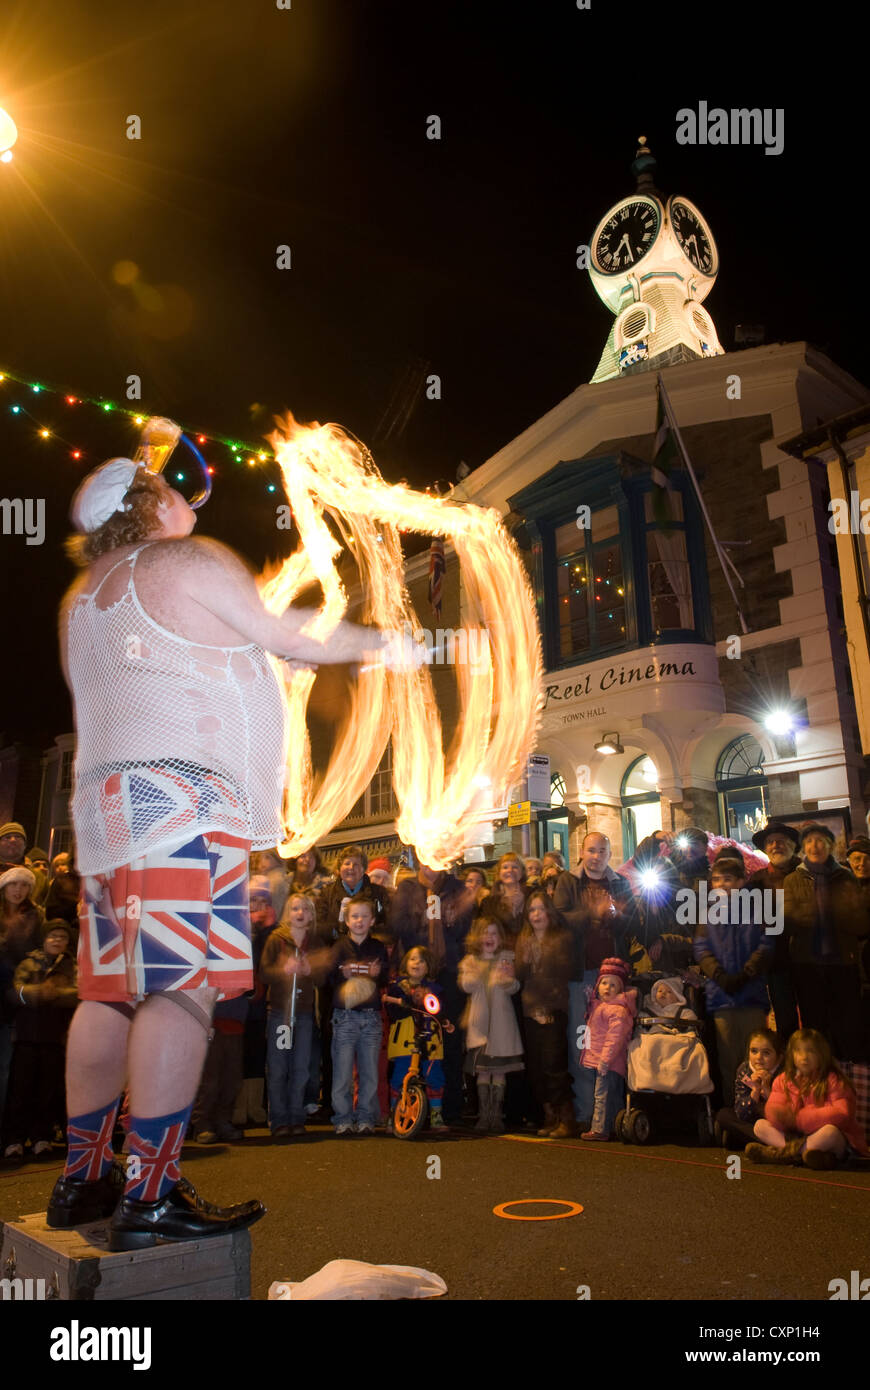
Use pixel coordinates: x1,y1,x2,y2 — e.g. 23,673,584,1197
716,1027,783,1150
746,1027,869,1169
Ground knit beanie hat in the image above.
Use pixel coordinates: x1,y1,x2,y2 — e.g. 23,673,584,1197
799,822,835,847
596,957,629,991
27,846,50,864
42,917,72,945
846,835,870,858
248,875,272,902
0,823,26,840
710,854,746,879
367,858,391,875
0,865,35,893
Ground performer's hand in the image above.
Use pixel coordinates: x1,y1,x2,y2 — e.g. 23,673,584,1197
372,628,429,672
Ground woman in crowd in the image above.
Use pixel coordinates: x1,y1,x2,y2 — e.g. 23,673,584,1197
478,853,529,946
0,866,45,1130
287,847,335,901
515,891,574,1137
783,824,869,1064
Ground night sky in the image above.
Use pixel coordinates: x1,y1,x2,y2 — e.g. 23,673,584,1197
0,0,863,745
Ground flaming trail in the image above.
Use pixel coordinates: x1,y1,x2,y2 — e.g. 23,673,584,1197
260,414,543,868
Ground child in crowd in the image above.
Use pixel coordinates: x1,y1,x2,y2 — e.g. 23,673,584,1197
515,892,574,1137
715,1028,783,1149
233,875,276,1128
3,920,77,1164
644,977,698,1022
746,1028,869,1168
577,957,637,1141
385,946,449,1131
458,918,524,1133
330,897,388,1135
260,893,329,1139
693,854,772,1105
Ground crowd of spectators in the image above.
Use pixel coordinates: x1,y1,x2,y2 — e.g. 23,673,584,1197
2,817,869,1170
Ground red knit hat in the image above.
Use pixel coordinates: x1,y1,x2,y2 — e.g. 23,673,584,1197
595,957,629,990
368,858,391,874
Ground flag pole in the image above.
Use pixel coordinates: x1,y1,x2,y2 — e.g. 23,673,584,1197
657,374,749,635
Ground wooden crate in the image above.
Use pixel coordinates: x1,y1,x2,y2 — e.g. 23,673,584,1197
1,1213,251,1300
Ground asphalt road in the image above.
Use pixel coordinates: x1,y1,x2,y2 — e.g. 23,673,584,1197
3,1122,869,1303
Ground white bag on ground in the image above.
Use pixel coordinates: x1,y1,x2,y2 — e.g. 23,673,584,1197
268,1259,447,1300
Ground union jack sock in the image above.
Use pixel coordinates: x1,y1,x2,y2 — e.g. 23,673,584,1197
124,1105,193,1202
63,1096,121,1183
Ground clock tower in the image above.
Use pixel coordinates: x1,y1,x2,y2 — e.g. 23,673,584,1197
588,138,724,382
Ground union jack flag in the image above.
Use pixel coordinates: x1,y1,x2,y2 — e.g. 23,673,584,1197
65,1107,117,1183
125,1121,187,1202
78,830,253,1001
428,538,445,620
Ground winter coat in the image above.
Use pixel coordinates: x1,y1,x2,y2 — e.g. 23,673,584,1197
316,875,389,942
693,912,772,1013
458,954,522,1054
782,862,868,967
579,989,637,1077
385,977,445,1060
259,924,330,1017
552,867,635,979
515,926,572,1017
330,933,389,1012
747,858,801,967
765,1070,869,1155
12,948,77,1044
0,903,45,1026
733,1058,784,1125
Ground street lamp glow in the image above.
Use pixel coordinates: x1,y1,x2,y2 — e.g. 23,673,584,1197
0,107,18,162
764,709,794,736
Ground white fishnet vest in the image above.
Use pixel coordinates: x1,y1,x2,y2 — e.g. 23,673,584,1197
68,544,287,874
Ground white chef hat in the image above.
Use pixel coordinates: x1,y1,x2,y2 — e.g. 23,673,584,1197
69,458,144,534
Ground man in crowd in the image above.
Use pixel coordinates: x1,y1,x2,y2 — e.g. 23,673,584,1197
553,832,635,1124
748,821,801,1038
0,824,28,870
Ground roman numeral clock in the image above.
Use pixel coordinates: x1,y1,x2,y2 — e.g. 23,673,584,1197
588,138,724,382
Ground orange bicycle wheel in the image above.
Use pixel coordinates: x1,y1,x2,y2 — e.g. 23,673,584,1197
394,1082,427,1138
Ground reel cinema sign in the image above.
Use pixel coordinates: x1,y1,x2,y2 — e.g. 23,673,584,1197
542,644,723,729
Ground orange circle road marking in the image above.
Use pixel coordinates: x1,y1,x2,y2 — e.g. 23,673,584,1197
492,1199,584,1221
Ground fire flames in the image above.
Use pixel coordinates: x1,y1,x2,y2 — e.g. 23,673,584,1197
260,414,542,870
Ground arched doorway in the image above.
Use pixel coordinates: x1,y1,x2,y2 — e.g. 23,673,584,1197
716,735,768,844
620,756,662,858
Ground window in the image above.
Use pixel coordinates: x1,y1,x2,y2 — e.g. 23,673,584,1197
620,756,662,857
716,735,768,843
643,491,694,635
50,826,74,856
58,749,74,793
554,505,626,661
342,744,397,823
550,773,566,807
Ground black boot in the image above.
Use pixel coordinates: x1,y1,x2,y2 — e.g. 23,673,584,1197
108,1181,265,1250
47,1162,126,1228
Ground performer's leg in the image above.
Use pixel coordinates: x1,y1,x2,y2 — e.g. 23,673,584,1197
127,987,217,1118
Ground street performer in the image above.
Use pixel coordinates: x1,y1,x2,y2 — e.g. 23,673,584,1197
48,456,403,1249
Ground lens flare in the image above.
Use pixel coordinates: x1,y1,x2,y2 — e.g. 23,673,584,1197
262,413,543,869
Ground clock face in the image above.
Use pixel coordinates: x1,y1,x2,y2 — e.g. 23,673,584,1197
668,198,716,274
593,198,660,275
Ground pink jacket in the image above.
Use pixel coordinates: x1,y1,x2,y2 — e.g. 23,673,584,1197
765,1071,869,1155
579,990,637,1077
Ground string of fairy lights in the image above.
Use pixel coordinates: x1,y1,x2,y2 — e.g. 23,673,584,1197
0,367,283,495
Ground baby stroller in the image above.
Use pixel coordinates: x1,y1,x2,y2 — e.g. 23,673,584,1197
615,971,715,1146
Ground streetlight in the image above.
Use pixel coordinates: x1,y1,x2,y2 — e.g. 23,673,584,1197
0,106,18,164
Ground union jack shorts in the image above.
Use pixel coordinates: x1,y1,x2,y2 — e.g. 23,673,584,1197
77,830,253,1001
